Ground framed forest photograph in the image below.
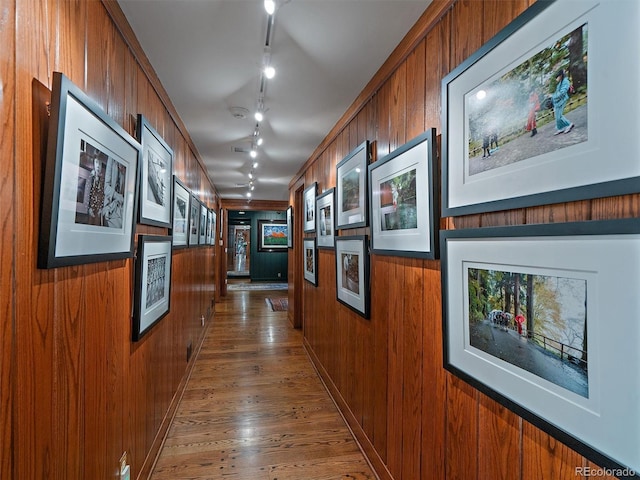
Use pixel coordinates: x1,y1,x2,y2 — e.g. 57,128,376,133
136,114,173,227
38,72,140,268
132,235,172,341
441,219,640,475
315,188,335,249
442,0,640,216
336,141,369,229
335,235,369,318
369,129,438,258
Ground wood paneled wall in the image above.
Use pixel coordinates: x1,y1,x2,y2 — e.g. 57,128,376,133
290,1,637,479
2,0,219,478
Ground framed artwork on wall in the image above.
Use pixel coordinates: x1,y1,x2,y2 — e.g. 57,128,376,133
335,235,369,319
136,114,173,227
171,176,190,248
188,195,200,247
303,238,317,286
132,235,172,341
303,183,317,233
315,188,335,249
441,0,640,216
336,141,369,229
258,220,288,252
210,210,217,246
199,202,208,245
286,206,293,248
441,219,640,475
38,72,140,269
369,129,439,258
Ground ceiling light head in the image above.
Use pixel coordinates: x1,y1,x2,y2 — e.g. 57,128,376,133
254,110,264,122
250,185,255,191
246,191,252,198
248,172,253,179
264,0,276,15
253,161,259,169
250,149,257,158
264,65,276,79
256,137,263,146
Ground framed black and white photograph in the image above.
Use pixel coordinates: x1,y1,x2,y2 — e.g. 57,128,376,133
303,183,317,233
132,235,172,341
315,188,335,249
188,195,200,247
199,202,208,245
286,206,293,248
335,235,369,318
205,208,213,245
38,72,140,269
258,220,288,252
441,219,640,475
303,238,317,286
369,129,438,258
442,0,640,216
336,141,369,229
210,209,217,246
136,114,173,227
171,176,190,248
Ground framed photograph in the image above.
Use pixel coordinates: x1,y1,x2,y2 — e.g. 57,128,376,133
132,235,172,341
257,219,288,252
205,209,213,245
441,219,640,475
315,188,335,249
171,176,190,248
442,0,640,216
38,72,140,269
336,141,369,229
303,183,317,233
286,206,293,248
188,195,200,247
219,207,224,241
369,129,438,258
303,238,317,286
199,202,208,245
210,210,217,246
136,114,173,227
335,235,369,318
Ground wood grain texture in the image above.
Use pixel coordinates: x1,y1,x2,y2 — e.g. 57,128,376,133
478,395,521,480
150,288,376,480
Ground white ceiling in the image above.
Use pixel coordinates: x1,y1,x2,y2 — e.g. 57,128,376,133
118,0,431,201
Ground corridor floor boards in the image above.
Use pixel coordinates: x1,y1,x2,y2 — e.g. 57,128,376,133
150,289,376,480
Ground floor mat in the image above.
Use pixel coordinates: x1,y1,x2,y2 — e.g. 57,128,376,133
228,282,288,291
266,297,289,311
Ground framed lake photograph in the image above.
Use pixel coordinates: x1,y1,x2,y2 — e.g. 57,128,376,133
171,176,190,248
136,114,173,227
303,238,317,286
335,235,369,319
188,195,200,247
336,141,369,229
132,235,172,341
442,0,640,216
38,72,140,268
369,129,438,258
303,183,317,233
316,188,335,249
441,219,640,475
286,206,293,248
258,220,288,252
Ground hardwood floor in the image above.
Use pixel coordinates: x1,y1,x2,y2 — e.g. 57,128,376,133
150,288,376,480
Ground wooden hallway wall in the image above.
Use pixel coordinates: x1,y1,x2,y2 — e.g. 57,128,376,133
289,1,638,479
2,0,220,478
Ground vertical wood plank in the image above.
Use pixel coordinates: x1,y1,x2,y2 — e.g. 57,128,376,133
522,422,585,480
446,374,479,480
478,395,521,480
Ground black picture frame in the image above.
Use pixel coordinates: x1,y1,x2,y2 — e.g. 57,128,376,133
303,238,317,286
369,129,439,258
136,114,173,227
257,220,288,252
132,235,172,341
286,206,293,248
303,182,317,233
171,176,190,248
440,219,640,476
441,0,640,216
336,141,369,229
315,188,335,249
335,235,370,319
188,195,200,247
38,72,140,269
199,202,208,245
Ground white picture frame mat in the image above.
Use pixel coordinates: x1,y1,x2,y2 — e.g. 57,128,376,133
337,148,367,226
139,241,171,333
141,128,172,224
447,0,640,209
336,240,366,311
445,233,640,471
56,96,137,258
